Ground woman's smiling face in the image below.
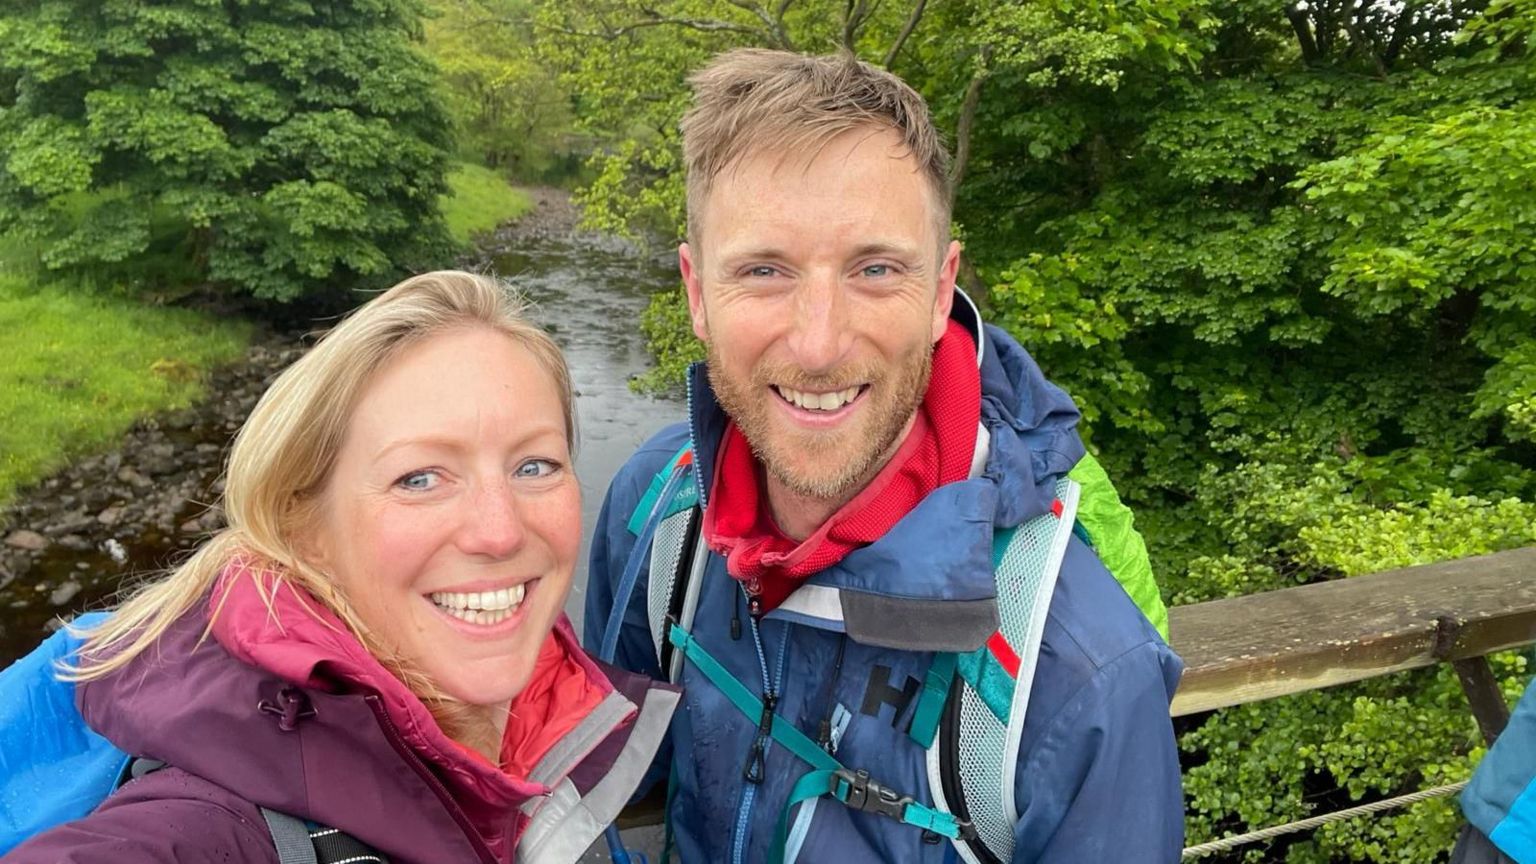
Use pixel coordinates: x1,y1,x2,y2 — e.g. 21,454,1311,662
308,325,580,710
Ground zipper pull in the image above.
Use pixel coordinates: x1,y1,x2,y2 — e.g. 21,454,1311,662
742,692,777,784
730,588,743,640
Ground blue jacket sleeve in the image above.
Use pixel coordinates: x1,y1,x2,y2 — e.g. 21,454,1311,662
1010,642,1185,863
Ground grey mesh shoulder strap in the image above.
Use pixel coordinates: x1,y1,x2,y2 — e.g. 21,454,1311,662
927,477,1082,864
648,503,708,683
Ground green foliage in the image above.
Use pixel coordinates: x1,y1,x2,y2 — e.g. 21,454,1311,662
0,272,248,506
0,0,454,304
633,286,705,393
425,0,580,181
541,0,1535,858
440,162,534,245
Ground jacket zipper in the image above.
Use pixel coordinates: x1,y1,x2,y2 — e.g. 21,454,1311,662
365,694,502,864
732,604,789,864
686,366,708,510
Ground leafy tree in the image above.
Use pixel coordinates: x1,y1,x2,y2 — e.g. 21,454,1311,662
0,0,454,303
425,0,578,180
540,0,1536,859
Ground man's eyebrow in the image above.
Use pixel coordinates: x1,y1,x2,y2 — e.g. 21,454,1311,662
719,245,788,264
850,242,918,259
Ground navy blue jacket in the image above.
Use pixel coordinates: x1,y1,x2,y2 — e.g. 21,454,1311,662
586,307,1184,863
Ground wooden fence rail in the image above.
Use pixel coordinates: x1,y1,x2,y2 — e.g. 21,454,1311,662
1168,545,1536,741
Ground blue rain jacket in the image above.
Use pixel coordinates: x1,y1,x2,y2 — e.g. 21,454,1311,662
1464,677,1536,863
586,306,1184,863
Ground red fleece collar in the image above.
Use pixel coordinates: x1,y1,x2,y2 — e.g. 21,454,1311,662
702,320,981,613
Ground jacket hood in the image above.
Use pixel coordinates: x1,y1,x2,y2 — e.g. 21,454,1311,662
684,290,1086,652
76,564,677,864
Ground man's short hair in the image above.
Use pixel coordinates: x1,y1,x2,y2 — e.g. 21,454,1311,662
680,49,952,245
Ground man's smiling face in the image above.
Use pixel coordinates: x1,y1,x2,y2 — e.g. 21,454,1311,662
681,128,959,503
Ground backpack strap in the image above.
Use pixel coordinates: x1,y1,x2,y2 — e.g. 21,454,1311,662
262,810,318,864
926,477,1082,864
665,623,975,864
623,442,707,683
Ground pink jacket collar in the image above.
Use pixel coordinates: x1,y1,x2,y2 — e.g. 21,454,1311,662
208,560,615,855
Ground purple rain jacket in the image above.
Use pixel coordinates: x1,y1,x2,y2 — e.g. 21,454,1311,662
5,569,678,864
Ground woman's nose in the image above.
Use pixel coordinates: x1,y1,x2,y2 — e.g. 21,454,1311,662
458,478,527,558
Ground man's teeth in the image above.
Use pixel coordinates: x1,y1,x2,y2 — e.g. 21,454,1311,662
776,385,860,411
430,585,526,625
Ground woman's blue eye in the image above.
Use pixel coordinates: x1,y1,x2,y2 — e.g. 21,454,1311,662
516,459,559,478
396,470,440,491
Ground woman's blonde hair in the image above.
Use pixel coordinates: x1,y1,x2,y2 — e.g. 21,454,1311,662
65,271,574,733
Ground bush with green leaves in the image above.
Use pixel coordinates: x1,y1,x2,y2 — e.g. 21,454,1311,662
0,0,455,303
537,0,1536,858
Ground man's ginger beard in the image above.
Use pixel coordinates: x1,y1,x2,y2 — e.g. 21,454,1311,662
706,337,935,502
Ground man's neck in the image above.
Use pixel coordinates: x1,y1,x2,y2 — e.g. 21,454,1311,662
764,413,919,541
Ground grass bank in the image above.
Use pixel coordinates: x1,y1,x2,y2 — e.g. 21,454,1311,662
441,163,534,246
0,273,249,508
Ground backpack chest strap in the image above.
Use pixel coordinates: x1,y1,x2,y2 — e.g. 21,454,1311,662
665,623,973,862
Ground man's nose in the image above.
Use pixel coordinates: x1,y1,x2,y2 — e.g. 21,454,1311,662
786,271,851,374
458,477,527,559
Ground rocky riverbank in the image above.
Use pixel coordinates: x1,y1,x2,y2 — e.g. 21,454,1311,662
0,335,301,659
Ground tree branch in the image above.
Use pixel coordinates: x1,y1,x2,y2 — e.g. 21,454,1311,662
882,0,928,68
721,0,795,49
535,14,769,42
1341,0,1389,78
1285,4,1321,65
1382,0,1426,68
950,47,991,190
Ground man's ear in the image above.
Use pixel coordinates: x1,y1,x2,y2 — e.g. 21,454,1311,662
933,239,961,342
679,242,710,342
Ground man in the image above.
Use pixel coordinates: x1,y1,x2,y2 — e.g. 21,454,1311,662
587,49,1183,863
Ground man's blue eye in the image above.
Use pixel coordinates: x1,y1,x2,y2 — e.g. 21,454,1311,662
517,459,559,478
862,264,891,277
397,470,439,491
747,266,777,278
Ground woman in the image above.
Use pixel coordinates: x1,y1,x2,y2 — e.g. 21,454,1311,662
3,271,677,863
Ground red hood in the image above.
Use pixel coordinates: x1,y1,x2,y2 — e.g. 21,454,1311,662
209,561,612,856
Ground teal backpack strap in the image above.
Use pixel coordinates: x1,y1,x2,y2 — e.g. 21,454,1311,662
926,477,1082,864
666,623,973,864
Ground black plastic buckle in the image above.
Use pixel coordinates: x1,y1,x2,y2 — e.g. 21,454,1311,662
830,768,912,822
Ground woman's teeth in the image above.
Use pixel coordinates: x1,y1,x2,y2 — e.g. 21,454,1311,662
775,385,861,411
430,585,526,626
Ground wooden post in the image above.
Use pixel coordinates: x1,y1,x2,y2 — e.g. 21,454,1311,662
1452,656,1512,745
